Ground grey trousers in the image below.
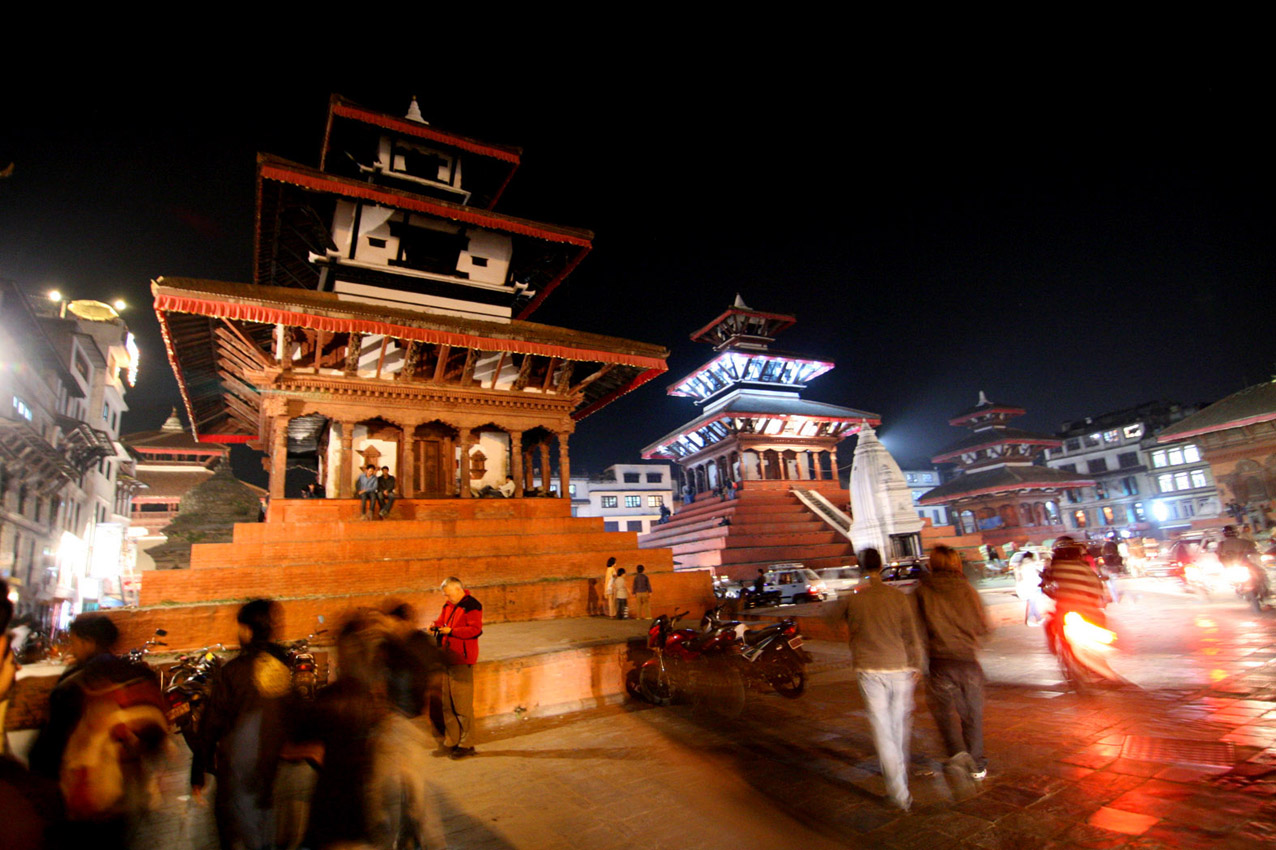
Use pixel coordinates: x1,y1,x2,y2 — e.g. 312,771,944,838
441,664,475,748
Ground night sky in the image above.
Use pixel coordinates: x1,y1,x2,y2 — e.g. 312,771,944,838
4,66,1273,484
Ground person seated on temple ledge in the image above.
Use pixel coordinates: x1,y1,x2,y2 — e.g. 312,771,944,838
300,481,326,499
476,476,516,498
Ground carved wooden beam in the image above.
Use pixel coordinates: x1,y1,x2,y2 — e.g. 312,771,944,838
344,333,362,376
511,354,534,391
374,336,390,380
569,364,613,395
488,352,507,389
556,362,573,394
460,349,478,385
214,327,268,372
541,357,559,391
217,369,261,401
313,330,327,370
432,344,451,383
398,340,422,381
221,319,270,367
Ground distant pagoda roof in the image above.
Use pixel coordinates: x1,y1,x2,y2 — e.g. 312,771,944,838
948,391,1026,427
1156,380,1276,443
917,465,1094,506
931,427,1062,464
122,409,229,457
690,303,797,349
153,277,668,441
667,350,834,402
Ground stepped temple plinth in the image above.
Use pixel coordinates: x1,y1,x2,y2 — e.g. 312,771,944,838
638,298,878,578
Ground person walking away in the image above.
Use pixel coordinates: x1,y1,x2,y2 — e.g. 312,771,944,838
612,568,629,619
1218,524,1265,599
632,564,652,619
377,465,398,519
603,557,618,618
194,599,292,850
356,464,380,520
915,544,992,786
431,577,482,759
843,547,924,812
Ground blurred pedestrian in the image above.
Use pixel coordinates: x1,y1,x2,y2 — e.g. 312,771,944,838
1015,552,1047,626
916,544,992,784
194,599,292,850
844,547,924,812
430,577,482,759
603,557,618,618
612,568,629,619
632,564,652,619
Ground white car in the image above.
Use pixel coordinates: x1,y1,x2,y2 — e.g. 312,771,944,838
816,566,863,595
762,564,828,605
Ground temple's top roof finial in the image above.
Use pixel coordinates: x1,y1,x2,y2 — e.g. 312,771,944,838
977,390,990,407
733,292,751,310
161,407,183,432
405,96,427,125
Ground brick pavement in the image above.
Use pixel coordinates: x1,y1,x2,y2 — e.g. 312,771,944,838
125,609,1276,850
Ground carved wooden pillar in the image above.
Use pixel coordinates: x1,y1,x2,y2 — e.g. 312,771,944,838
459,433,473,498
539,443,551,493
400,423,415,498
522,451,533,492
510,431,524,498
829,448,839,482
269,414,289,501
338,422,354,498
557,433,570,499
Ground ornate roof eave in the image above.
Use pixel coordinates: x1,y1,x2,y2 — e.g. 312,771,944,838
666,351,835,400
931,436,1063,464
641,408,876,461
917,468,1095,506
1155,380,1276,443
153,278,668,441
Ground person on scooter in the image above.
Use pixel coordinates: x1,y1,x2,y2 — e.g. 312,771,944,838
1218,524,1266,600
1041,535,1107,630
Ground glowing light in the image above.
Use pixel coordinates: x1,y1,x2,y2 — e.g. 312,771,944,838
1151,500,1170,522
1209,669,1229,682
1062,611,1116,646
47,289,62,302
113,299,127,311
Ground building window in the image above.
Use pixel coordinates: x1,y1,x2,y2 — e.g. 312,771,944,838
1087,458,1108,473
645,473,662,483
1157,473,1174,493
624,495,641,508
623,472,641,483
647,495,663,507
1181,500,1196,517
1094,482,1108,500
601,496,618,509
1065,438,1081,452
1132,502,1146,521
604,521,619,532
102,402,111,422
568,484,576,497
1058,463,1076,473
1183,445,1200,463
1174,471,1190,491
1123,423,1144,439
1190,469,1208,488
1152,450,1168,468
1102,506,1116,524
1118,452,1139,469
11,396,33,422
1120,476,1139,496
626,520,644,532
1103,429,1120,443
1085,434,1101,447
1073,510,1088,528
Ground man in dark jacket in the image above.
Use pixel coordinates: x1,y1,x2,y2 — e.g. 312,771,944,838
430,577,483,759
916,544,992,783
377,466,398,519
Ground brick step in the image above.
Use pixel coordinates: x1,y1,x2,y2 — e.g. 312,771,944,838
192,529,627,569
233,515,599,545
641,524,841,552
641,515,834,546
144,545,676,606
637,524,727,551
266,497,572,524
114,570,714,653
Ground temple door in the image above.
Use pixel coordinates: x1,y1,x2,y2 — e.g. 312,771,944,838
415,439,445,497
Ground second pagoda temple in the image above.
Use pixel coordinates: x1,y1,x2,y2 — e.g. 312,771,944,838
639,298,878,577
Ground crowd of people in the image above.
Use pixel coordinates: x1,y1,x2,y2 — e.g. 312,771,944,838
0,577,483,850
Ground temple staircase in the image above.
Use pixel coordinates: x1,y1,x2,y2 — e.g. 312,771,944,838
637,483,857,580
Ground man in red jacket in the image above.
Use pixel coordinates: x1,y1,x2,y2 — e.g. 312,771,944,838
431,577,483,759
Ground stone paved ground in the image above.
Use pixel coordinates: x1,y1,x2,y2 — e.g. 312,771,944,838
127,586,1276,849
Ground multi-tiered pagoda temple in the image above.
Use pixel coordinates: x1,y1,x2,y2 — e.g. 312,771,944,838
918,392,1092,547
112,96,717,668
638,298,878,577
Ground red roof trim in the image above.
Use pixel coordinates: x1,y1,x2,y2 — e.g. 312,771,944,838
948,406,1026,427
154,292,668,372
918,478,1093,505
689,307,797,343
1156,411,1276,443
329,100,522,165
198,434,258,444
259,159,591,248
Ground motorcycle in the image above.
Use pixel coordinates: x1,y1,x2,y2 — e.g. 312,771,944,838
285,618,328,699
1225,556,1272,612
125,629,169,665
701,605,812,699
636,610,745,717
164,644,223,752
1180,553,1228,600
1044,609,1124,693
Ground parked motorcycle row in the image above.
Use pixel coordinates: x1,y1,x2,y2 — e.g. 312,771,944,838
633,604,812,718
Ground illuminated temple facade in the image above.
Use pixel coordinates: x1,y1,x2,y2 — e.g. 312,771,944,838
156,96,668,502
638,299,876,577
